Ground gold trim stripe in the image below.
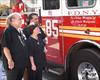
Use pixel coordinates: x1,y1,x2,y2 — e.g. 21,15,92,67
59,26,100,32
60,33,100,41
0,21,6,22
0,25,6,27
42,25,100,32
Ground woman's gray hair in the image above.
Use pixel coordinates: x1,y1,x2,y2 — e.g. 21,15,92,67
6,12,21,27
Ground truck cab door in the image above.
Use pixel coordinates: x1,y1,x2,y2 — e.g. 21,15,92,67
41,0,63,65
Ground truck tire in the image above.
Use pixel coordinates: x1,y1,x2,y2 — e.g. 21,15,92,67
69,49,100,80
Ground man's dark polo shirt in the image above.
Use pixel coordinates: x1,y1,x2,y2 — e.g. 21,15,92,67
2,26,28,69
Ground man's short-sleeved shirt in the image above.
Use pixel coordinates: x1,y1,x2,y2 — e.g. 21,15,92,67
2,26,28,69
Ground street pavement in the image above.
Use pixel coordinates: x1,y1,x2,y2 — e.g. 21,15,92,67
43,71,62,80
0,59,6,80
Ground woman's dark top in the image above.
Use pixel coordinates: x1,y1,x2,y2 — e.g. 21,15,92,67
2,26,28,69
23,25,46,52
27,36,46,70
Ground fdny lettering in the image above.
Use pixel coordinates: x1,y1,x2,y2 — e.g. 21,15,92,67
68,9,99,16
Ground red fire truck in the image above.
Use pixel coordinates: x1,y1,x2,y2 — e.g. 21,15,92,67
0,0,100,80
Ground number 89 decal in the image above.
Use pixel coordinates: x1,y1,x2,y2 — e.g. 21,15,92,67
46,20,59,38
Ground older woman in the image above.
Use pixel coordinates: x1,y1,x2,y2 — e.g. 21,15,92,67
26,25,46,80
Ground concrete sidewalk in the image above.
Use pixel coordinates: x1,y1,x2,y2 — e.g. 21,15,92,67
0,59,24,80
0,59,7,80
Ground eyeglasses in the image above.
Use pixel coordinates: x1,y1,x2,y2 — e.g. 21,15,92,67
13,18,22,21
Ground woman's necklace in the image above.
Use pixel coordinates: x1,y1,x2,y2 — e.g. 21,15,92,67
31,35,38,40
31,35,39,45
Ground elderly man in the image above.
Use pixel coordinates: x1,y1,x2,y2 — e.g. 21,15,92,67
2,12,28,80
23,13,46,52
